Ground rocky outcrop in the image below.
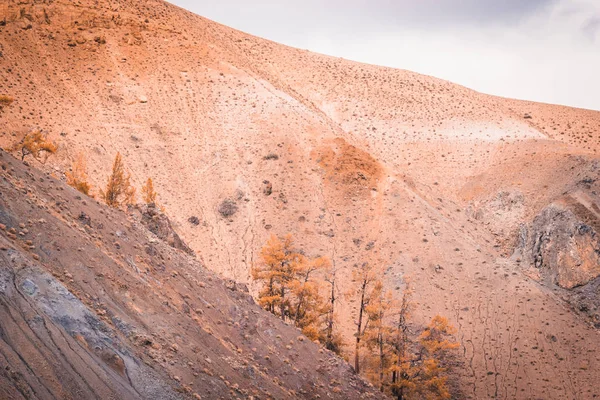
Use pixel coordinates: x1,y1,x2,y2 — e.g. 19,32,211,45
515,191,600,327
0,246,180,400
131,203,195,256
520,204,600,289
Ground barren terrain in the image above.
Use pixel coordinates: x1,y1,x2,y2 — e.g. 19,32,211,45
1,0,600,398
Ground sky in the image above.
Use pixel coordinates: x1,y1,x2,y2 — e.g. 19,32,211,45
170,0,600,111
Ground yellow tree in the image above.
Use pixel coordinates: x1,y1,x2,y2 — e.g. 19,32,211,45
350,262,380,374
252,234,304,319
401,315,459,400
13,131,58,162
418,316,460,356
364,281,396,392
289,255,330,341
66,153,92,196
141,177,157,204
389,279,415,400
100,153,136,208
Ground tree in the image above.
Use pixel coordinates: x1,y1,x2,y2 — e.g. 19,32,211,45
289,256,330,341
252,235,334,344
349,262,380,374
392,314,459,400
100,153,136,208
141,177,157,204
252,234,304,319
418,316,459,356
364,281,396,392
390,279,415,399
323,265,344,354
66,153,92,196
13,131,58,163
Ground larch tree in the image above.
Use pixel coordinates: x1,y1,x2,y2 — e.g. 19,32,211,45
66,153,92,196
289,255,330,341
253,235,335,345
100,152,136,208
396,315,459,400
350,262,380,374
389,279,415,400
323,264,343,354
141,177,157,204
364,281,396,392
13,131,58,163
252,234,304,320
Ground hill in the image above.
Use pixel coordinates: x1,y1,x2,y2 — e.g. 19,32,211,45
1,0,599,398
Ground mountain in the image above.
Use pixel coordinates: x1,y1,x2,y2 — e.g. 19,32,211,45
1,0,600,398
0,149,378,399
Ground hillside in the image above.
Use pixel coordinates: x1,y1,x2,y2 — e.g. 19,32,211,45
1,0,600,398
0,148,378,399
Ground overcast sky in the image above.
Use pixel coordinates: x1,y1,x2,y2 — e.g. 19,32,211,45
170,0,600,111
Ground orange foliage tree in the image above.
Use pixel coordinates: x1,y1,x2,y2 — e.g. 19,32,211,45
349,262,380,374
389,313,459,400
13,131,58,163
252,234,333,343
410,315,460,400
289,256,330,340
364,281,396,391
389,279,415,399
141,177,157,204
100,153,136,208
66,153,92,196
352,275,458,399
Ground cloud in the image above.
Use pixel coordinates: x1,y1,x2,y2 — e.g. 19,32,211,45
170,0,600,110
317,0,558,27
582,16,600,41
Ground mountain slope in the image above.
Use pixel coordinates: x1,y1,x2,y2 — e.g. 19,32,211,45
0,148,378,399
1,0,600,398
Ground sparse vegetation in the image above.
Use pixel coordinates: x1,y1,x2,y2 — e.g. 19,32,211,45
263,153,279,161
141,177,157,204
252,235,459,398
12,130,58,163
218,198,238,217
100,153,136,208
0,95,14,109
66,153,92,196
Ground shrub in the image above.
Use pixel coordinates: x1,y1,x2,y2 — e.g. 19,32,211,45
218,199,238,217
66,153,92,196
0,95,14,108
263,153,279,161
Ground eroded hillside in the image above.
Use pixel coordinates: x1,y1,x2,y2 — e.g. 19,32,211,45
0,149,379,399
1,0,600,398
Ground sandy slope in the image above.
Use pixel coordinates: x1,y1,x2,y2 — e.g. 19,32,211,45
1,0,600,398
